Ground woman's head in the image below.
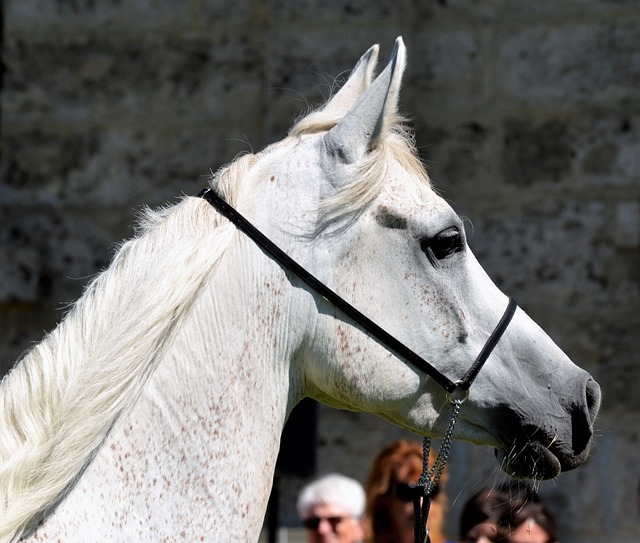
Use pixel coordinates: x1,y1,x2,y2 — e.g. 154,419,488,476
459,488,512,543
500,499,558,543
297,473,366,543
364,440,448,543
459,484,558,543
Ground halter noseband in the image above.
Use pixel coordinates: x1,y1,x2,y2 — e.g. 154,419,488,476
199,187,517,543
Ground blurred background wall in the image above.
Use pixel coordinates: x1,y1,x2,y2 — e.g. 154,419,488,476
1,1,638,541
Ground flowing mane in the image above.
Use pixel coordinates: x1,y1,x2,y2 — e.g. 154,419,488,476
0,196,238,539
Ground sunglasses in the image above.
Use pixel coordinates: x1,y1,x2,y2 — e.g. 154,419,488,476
303,516,348,531
390,481,440,502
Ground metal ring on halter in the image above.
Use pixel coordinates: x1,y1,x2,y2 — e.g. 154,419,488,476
446,381,469,404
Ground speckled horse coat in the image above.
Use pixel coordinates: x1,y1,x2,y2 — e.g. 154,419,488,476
0,38,600,542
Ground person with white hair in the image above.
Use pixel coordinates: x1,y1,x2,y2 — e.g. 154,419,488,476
297,473,366,543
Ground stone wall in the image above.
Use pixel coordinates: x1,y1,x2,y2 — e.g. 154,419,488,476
2,1,638,542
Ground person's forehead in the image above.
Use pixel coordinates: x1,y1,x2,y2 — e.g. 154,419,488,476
509,519,551,543
307,502,351,518
467,521,498,537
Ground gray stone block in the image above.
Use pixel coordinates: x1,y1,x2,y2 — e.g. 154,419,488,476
3,34,263,124
0,207,130,302
1,124,257,208
0,245,41,302
501,22,640,104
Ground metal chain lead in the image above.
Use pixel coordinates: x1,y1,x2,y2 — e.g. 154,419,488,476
419,398,462,491
414,398,463,543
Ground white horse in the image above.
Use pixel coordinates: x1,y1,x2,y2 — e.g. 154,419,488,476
0,38,599,542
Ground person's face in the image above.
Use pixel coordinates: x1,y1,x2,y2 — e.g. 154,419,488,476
391,499,415,543
463,520,498,543
302,503,364,543
508,519,554,543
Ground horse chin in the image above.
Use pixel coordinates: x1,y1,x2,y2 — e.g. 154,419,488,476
494,442,562,480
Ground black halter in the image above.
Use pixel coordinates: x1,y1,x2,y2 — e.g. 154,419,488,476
199,187,517,396
200,187,517,543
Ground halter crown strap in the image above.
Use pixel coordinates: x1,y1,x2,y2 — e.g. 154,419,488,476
199,187,517,394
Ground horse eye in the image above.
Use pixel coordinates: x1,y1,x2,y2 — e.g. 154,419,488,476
420,227,463,261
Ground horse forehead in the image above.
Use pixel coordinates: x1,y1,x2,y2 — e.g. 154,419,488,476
378,174,445,214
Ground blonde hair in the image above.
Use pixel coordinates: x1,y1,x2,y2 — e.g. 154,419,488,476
0,198,235,542
364,440,449,543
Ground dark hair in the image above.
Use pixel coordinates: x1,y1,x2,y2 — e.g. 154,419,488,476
460,483,557,543
499,499,557,542
459,487,513,539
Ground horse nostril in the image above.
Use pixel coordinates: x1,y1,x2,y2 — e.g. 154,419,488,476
570,377,601,457
585,377,601,426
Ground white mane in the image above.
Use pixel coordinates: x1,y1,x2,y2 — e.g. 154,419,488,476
0,197,237,541
0,105,426,541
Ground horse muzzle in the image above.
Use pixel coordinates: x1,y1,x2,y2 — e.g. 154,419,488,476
495,376,601,480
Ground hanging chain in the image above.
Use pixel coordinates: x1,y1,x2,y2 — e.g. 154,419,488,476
413,397,464,543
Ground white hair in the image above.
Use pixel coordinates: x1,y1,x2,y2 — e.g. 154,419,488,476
296,473,366,520
0,198,235,542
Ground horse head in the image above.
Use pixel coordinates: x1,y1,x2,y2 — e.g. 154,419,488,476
223,37,600,480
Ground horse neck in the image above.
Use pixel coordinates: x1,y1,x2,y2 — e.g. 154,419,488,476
1,198,237,542
32,230,304,541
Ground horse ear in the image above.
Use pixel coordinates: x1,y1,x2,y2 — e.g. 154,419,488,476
321,43,380,117
324,36,406,164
